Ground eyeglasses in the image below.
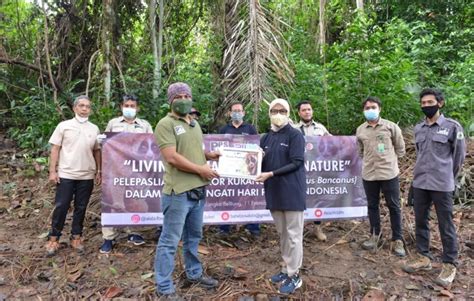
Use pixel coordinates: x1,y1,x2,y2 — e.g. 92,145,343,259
270,109,288,115
231,110,243,113
77,104,91,109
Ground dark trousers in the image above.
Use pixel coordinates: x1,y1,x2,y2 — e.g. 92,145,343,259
50,178,94,237
362,176,402,240
413,188,458,265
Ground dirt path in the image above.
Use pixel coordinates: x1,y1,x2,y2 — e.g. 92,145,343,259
0,132,473,300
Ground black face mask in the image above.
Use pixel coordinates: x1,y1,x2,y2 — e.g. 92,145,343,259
422,105,439,119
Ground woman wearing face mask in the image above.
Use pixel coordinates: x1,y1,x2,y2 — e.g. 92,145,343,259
255,98,306,295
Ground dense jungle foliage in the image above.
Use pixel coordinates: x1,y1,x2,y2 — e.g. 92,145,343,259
0,0,472,153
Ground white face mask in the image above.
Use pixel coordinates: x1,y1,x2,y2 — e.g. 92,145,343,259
75,114,88,123
270,113,289,127
122,107,137,119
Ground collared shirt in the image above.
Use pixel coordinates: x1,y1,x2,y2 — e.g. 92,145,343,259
154,113,208,194
294,120,331,137
356,118,406,181
219,122,257,135
49,118,100,180
105,116,153,133
413,114,466,192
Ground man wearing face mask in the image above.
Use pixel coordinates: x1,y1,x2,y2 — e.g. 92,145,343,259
154,82,220,298
403,88,466,288
99,94,153,254
256,98,306,294
294,100,330,242
45,95,101,256
356,96,406,257
218,103,259,236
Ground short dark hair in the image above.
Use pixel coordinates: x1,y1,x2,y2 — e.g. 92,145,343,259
362,96,381,109
296,101,312,111
419,88,444,103
122,94,139,104
229,102,244,111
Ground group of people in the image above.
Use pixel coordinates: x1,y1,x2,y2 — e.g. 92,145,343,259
44,82,466,298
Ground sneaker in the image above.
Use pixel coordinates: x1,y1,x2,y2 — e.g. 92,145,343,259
269,272,288,284
45,237,60,257
393,239,406,257
156,292,184,301
361,235,379,251
70,236,85,253
434,263,456,288
99,239,114,254
127,234,145,246
187,275,218,289
314,225,327,242
279,274,302,294
402,254,432,273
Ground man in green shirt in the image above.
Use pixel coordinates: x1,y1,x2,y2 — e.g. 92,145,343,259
154,82,220,298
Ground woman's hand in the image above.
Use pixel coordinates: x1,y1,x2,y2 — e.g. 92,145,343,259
255,171,273,183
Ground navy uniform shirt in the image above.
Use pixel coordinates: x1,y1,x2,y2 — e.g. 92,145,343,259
413,114,466,192
260,124,306,211
219,122,257,135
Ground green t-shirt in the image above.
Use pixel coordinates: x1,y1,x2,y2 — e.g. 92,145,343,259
154,114,209,194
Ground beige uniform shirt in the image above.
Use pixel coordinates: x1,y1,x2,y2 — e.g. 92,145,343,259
105,116,153,133
295,120,331,136
49,118,100,180
356,118,405,181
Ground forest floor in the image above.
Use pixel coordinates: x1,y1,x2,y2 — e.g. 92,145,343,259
0,130,473,300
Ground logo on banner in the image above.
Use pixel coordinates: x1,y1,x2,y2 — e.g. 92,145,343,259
131,214,141,223
221,212,230,221
305,143,314,151
315,209,323,217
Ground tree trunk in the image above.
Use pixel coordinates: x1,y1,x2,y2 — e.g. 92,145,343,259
149,0,163,101
318,0,326,58
356,0,364,11
102,0,114,105
249,0,262,130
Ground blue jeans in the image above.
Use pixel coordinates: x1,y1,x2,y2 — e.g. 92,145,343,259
154,191,205,294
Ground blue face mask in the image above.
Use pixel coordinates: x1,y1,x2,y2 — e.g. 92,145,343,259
364,109,379,121
122,107,137,119
231,112,244,122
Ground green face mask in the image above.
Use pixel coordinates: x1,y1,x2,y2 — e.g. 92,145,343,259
172,99,193,116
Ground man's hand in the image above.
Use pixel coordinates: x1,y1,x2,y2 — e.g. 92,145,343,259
198,164,219,180
255,171,273,183
49,171,60,184
205,150,221,161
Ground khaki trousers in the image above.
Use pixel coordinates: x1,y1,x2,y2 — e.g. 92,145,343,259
102,226,134,240
271,210,304,277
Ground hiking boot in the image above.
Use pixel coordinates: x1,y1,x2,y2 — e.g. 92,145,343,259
269,271,288,284
99,239,114,254
70,236,85,253
187,275,218,289
393,239,406,257
434,263,456,288
127,234,145,246
314,225,327,242
45,237,60,257
361,235,379,251
402,254,432,273
279,274,302,294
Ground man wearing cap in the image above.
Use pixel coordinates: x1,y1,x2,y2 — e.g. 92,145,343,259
403,88,466,288
99,94,154,254
154,82,220,298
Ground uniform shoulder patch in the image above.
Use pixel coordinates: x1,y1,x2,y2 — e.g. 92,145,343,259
456,131,465,140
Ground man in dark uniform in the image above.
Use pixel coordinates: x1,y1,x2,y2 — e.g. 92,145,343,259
218,102,260,236
403,88,466,288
